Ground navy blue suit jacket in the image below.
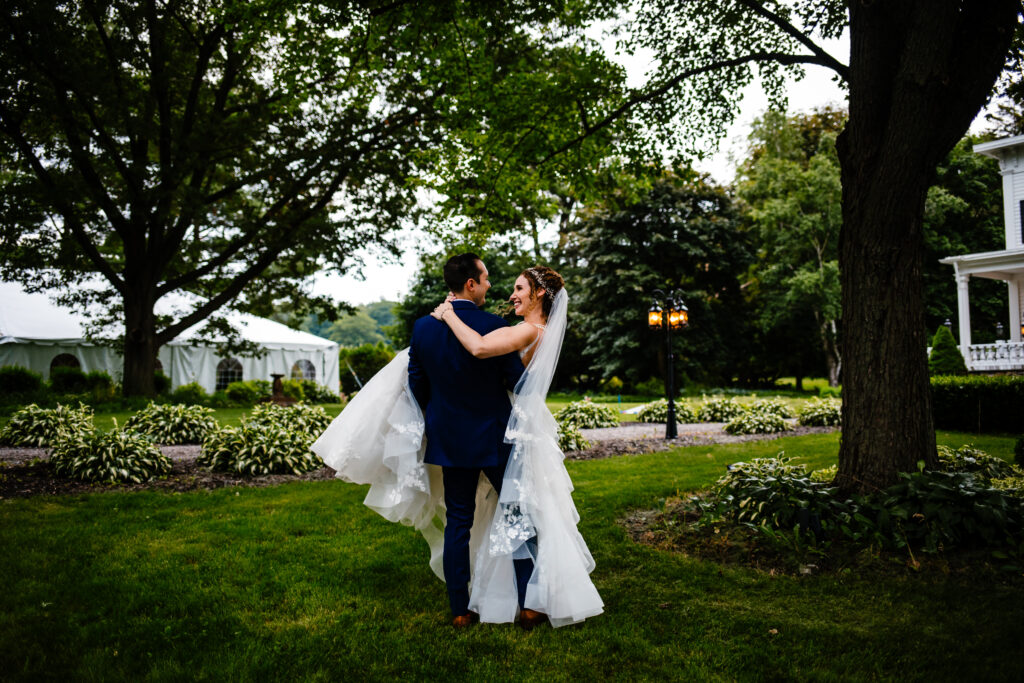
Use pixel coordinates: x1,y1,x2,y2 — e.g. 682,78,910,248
408,299,525,469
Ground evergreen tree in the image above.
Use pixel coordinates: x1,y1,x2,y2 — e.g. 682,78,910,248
928,326,968,376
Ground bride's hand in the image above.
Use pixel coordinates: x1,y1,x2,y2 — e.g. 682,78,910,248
431,301,454,321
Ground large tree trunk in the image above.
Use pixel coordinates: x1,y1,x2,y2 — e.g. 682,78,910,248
122,281,158,397
834,0,1016,493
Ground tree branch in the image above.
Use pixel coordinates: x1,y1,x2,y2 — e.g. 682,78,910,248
735,0,850,81
536,51,845,166
0,117,126,294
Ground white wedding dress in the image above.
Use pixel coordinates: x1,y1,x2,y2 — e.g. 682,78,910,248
311,290,603,627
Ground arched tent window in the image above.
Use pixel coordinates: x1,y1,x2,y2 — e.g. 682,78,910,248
291,359,316,382
50,354,80,372
215,358,243,391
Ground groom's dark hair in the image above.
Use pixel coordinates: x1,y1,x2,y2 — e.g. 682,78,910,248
443,252,483,292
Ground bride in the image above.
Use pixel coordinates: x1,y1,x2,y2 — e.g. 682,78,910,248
311,265,602,628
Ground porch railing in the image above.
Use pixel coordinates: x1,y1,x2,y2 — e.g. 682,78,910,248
967,341,1024,371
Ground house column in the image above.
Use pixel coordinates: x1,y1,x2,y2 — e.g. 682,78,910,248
956,272,972,368
1011,277,1022,343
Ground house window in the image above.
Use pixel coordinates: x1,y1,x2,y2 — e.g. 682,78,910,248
291,359,316,382
50,353,80,372
1020,200,1024,245
215,358,243,391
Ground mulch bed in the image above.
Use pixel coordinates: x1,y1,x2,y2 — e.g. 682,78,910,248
0,425,838,499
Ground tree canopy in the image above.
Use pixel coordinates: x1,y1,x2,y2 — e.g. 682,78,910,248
564,170,752,389
0,0,626,394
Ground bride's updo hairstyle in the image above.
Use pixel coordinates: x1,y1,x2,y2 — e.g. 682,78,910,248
521,266,564,318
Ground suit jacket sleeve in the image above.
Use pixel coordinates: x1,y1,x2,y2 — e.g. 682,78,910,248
407,321,429,412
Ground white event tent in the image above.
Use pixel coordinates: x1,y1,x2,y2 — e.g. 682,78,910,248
0,282,340,394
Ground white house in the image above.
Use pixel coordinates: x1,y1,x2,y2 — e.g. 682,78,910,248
939,134,1024,372
0,282,340,394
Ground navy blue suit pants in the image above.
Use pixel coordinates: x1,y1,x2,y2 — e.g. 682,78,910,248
442,466,535,616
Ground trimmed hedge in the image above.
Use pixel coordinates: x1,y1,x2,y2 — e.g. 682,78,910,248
931,374,1024,433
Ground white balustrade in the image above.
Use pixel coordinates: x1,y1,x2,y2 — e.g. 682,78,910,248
967,341,1024,371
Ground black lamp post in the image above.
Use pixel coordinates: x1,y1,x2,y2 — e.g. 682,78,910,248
648,289,689,439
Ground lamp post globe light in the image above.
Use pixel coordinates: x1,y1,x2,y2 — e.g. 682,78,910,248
647,289,689,439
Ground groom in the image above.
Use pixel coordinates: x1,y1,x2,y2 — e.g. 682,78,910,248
407,253,540,629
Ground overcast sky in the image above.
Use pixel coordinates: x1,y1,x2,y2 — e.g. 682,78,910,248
313,30,994,306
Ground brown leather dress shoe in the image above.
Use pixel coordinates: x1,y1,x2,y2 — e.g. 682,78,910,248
518,608,548,630
452,611,479,628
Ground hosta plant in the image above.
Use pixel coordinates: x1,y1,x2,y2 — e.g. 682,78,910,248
557,422,591,453
809,464,838,483
245,402,333,435
797,398,842,427
122,402,218,444
50,426,171,483
748,398,794,419
0,403,93,447
199,423,324,475
635,398,697,424
937,445,1019,480
696,397,746,423
724,408,789,435
553,400,618,430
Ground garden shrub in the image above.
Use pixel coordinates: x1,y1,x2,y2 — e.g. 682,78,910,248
599,376,624,394
867,469,1024,553
817,385,842,398
810,464,837,483
50,425,171,483
928,325,968,376
122,402,218,444
694,455,846,531
553,400,618,430
991,475,1024,497
634,377,665,397
0,365,44,395
198,423,323,475
687,448,1024,559
1015,436,1024,468
0,403,93,447
557,422,590,452
697,397,746,422
936,444,1018,480
931,374,1024,433
338,342,396,394
171,381,209,405
85,371,116,402
299,379,343,404
244,402,333,435
749,398,794,419
724,406,789,435
635,398,696,424
281,378,305,401
153,372,171,395
797,398,842,427
49,366,89,394
225,379,271,405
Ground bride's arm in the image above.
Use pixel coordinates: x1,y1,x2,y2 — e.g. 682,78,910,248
431,302,536,358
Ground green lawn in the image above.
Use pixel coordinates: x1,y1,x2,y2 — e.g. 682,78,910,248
1,432,1021,681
